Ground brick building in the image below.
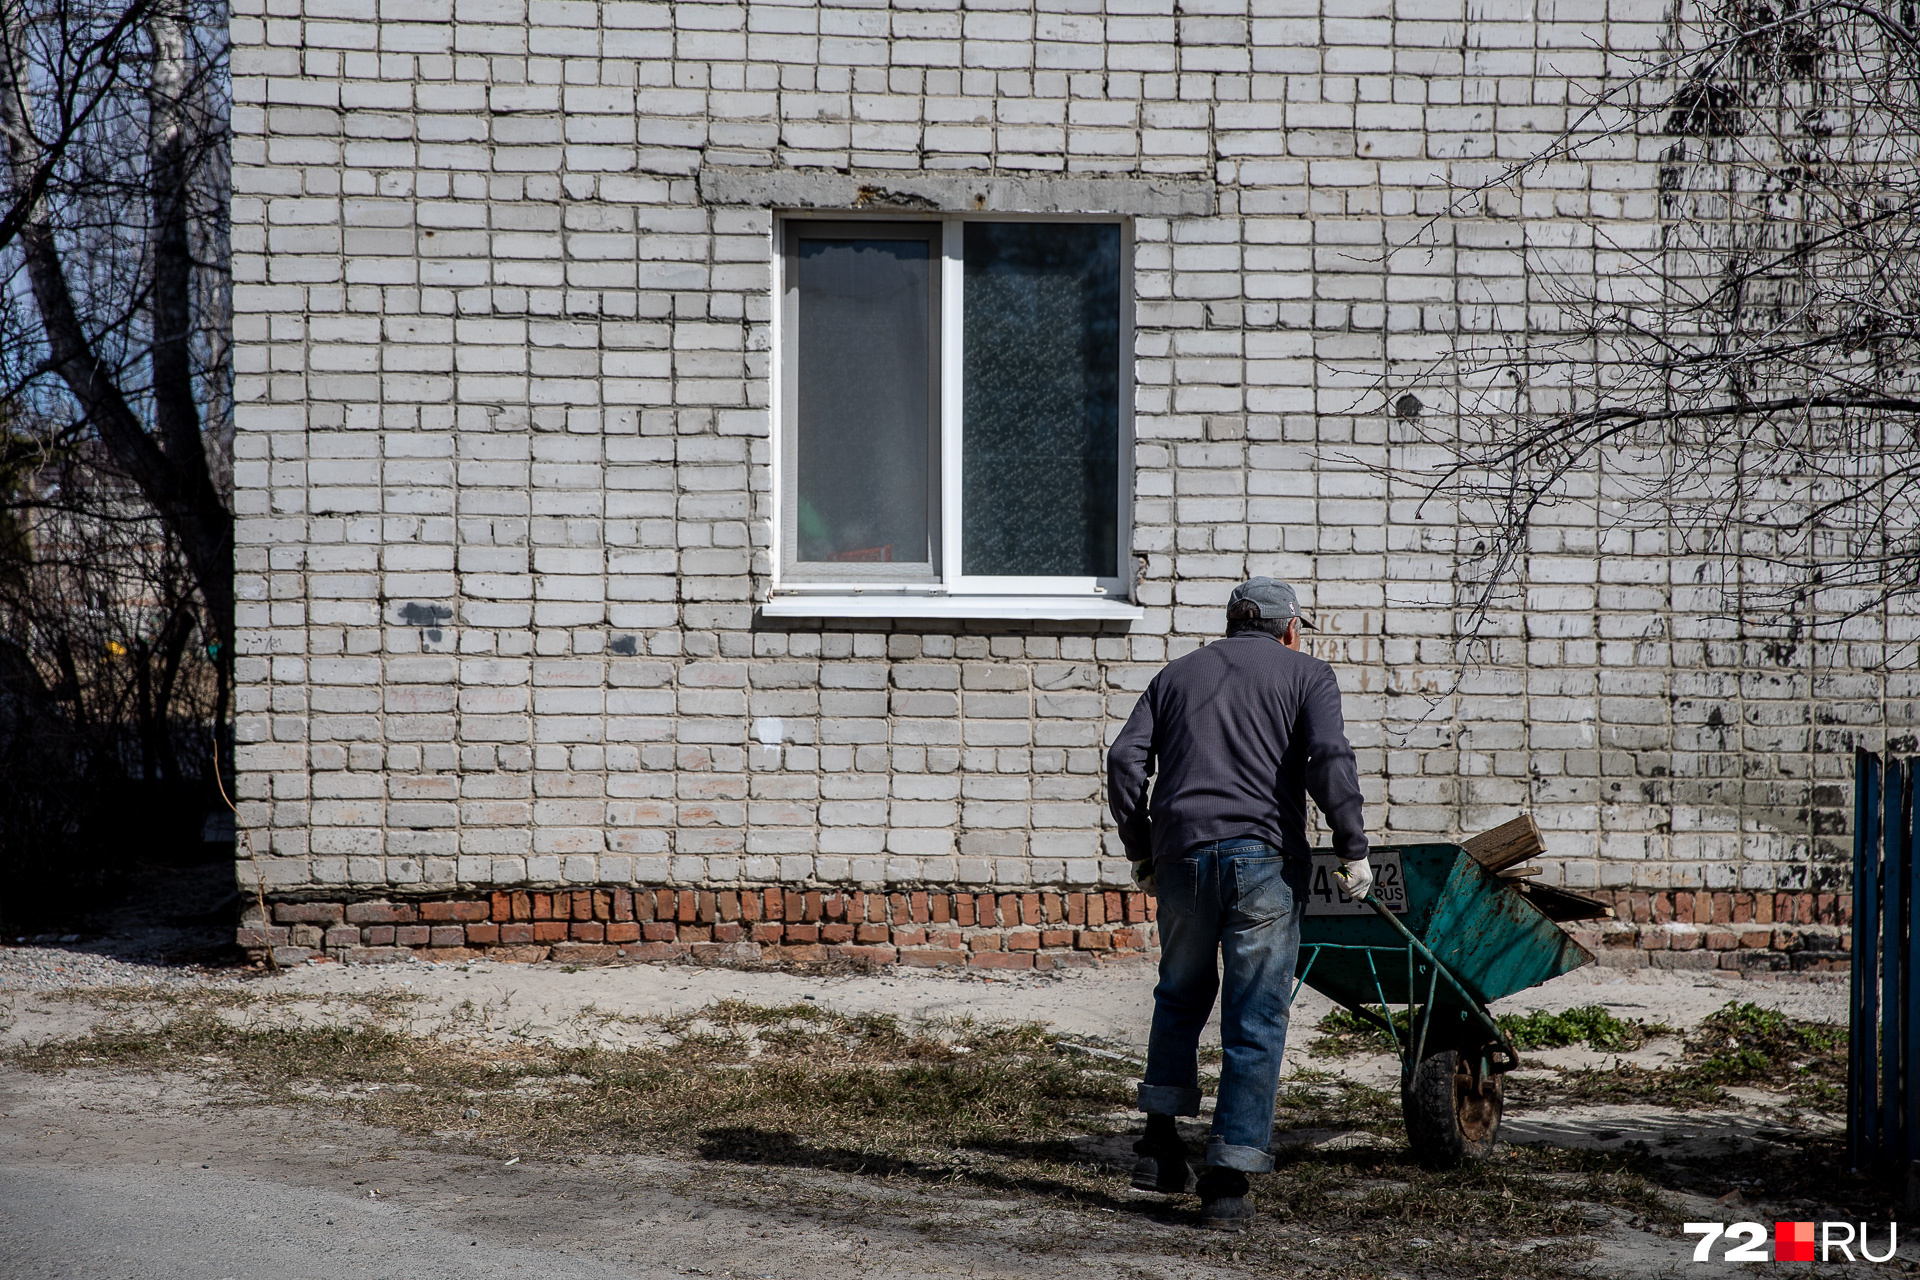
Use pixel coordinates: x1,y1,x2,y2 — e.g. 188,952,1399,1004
230,0,1871,971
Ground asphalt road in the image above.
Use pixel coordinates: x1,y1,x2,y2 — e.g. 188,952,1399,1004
0,1163,645,1280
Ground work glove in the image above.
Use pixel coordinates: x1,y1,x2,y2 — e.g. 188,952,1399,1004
1132,859,1156,898
1335,857,1374,902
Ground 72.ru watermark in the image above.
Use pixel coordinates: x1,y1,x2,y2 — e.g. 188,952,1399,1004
1683,1222,1898,1263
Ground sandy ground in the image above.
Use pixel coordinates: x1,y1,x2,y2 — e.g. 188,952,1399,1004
0,947,1882,1278
0,940,1847,1053
237,949,1860,1048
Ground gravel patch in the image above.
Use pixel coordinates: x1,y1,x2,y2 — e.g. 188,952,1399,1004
0,944,244,994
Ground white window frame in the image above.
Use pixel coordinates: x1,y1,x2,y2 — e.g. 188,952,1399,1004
763,212,1140,622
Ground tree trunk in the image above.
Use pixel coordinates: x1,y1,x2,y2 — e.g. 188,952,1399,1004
153,598,193,783
0,2,234,657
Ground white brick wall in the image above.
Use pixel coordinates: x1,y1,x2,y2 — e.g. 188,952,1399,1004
230,0,1901,901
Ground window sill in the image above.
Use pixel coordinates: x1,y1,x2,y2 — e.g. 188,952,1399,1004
760,594,1144,622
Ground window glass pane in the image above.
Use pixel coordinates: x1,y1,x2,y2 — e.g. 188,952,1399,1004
962,222,1121,578
794,235,934,566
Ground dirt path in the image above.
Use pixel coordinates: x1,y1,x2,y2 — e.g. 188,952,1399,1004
198,950,1860,1047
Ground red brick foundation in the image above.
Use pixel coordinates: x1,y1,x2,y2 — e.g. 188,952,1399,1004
239,887,1157,970
238,885,1848,976
1567,889,1851,975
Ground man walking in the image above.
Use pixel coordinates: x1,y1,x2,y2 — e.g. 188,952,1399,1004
1106,578,1372,1231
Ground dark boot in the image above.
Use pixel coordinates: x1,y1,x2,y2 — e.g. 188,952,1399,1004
1130,1114,1194,1193
1198,1166,1255,1232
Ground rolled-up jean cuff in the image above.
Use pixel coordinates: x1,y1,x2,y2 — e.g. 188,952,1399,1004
1137,1084,1202,1117
1205,1139,1275,1173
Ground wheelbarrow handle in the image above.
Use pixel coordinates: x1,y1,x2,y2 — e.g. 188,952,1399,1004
1360,891,1522,1075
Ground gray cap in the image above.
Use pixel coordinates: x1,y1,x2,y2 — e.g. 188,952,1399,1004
1227,577,1314,628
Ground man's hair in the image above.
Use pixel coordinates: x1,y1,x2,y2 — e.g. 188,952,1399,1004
1225,599,1289,639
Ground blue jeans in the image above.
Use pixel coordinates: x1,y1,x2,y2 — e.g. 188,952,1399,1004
1136,838,1308,1173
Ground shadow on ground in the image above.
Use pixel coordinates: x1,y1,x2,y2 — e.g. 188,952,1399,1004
7,858,242,968
696,1124,1202,1224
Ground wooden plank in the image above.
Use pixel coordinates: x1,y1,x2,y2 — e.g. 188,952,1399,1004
1496,865,1541,880
1853,747,1884,1170
1905,760,1920,1167
1515,881,1615,922
1885,756,1906,1160
1462,813,1545,873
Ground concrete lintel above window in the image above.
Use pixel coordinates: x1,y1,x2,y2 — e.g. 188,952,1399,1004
759,594,1145,622
700,165,1215,218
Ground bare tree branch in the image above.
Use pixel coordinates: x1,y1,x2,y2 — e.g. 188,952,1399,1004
0,0,148,256
1385,0,1920,641
0,0,229,651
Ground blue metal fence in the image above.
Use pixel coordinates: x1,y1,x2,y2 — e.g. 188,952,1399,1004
1850,749,1920,1171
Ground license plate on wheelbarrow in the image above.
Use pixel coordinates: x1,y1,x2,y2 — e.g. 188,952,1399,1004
1304,851,1407,914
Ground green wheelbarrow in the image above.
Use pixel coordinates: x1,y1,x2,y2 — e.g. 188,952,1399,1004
1292,843,1594,1168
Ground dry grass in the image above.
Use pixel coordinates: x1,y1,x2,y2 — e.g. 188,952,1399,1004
1,993,1692,1278
9,1000,1136,1166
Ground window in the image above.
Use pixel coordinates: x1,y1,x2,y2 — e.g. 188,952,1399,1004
770,218,1137,620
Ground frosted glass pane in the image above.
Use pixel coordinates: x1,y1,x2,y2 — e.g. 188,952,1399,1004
795,236,933,565
962,223,1121,577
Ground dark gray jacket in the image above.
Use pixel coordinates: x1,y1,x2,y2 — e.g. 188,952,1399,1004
1106,633,1368,866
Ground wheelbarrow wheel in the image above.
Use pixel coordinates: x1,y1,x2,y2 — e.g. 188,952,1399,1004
1402,1049,1502,1169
